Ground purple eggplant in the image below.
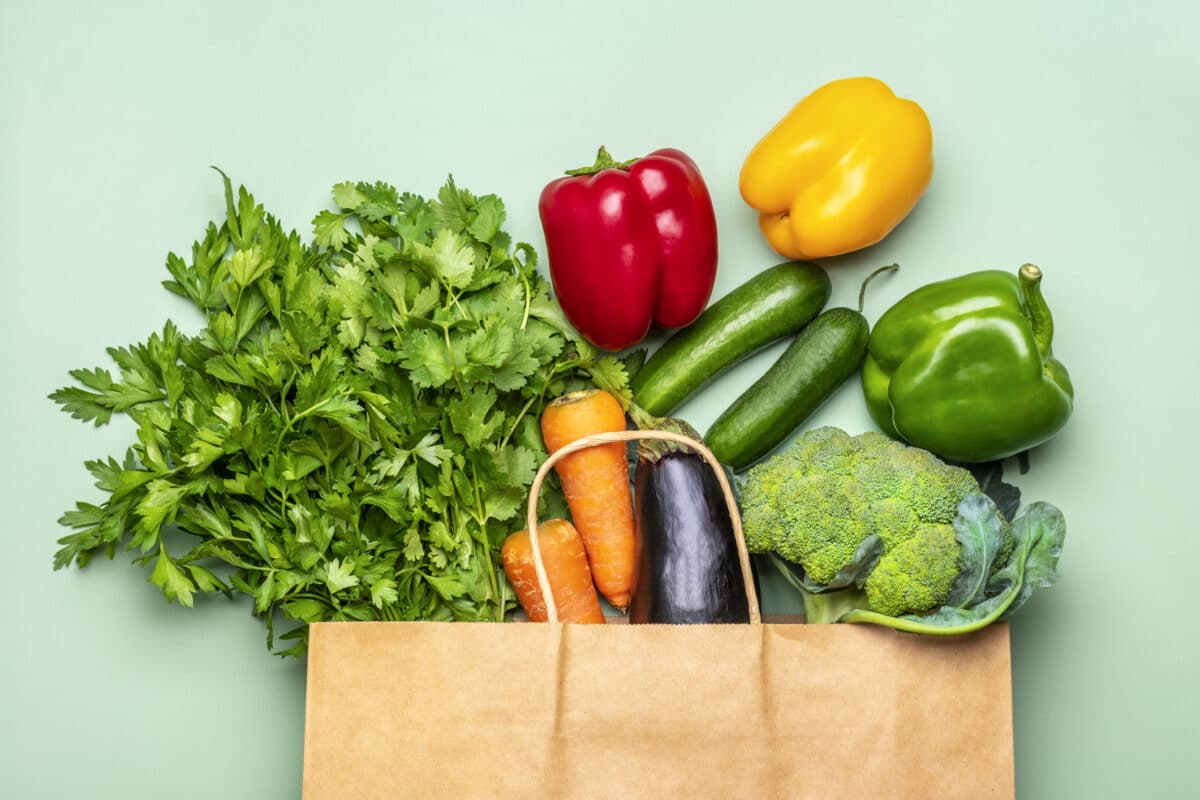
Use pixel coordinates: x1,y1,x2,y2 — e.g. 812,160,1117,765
629,443,750,624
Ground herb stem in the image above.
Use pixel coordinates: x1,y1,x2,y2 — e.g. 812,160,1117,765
498,355,579,448
442,325,466,395
280,486,289,530
274,396,333,449
499,393,539,448
519,268,531,330
441,279,475,324
463,464,500,622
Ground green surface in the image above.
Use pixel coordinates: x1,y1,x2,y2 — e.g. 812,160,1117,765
2,1,1196,797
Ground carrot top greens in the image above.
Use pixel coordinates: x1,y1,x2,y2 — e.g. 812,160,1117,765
50,169,631,656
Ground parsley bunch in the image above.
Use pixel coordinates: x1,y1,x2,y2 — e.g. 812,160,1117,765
51,170,626,656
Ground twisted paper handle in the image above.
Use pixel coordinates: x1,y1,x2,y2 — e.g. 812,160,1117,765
525,429,762,624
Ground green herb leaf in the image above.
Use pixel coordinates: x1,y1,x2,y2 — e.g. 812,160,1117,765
324,558,360,593
332,182,368,211
312,210,350,250
150,547,197,607
414,228,476,290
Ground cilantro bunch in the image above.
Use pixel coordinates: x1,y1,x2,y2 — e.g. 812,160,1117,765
51,170,624,656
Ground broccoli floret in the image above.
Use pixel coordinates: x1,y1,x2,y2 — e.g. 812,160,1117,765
852,437,978,523
864,523,960,616
772,474,874,585
868,497,920,545
742,426,993,618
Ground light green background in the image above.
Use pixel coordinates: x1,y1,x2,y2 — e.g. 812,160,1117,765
3,1,1196,796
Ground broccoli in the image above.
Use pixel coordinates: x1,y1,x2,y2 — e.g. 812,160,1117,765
741,427,1066,634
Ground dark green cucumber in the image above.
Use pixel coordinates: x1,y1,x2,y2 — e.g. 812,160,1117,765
705,265,897,471
631,262,831,416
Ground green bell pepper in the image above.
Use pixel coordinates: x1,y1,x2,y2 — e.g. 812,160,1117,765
862,264,1073,462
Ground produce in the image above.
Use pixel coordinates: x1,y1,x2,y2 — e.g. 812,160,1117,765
629,421,751,624
540,389,636,610
705,265,896,471
630,261,831,416
502,519,605,623
539,146,718,351
863,263,1074,462
739,76,933,259
742,427,1066,634
49,170,630,655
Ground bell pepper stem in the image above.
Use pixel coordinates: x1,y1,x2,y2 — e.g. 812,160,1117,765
564,146,640,176
1019,263,1054,360
858,263,900,313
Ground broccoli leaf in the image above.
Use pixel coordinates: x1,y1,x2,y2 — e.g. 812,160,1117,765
772,535,883,593
957,458,1022,521
999,501,1065,618
944,493,1006,608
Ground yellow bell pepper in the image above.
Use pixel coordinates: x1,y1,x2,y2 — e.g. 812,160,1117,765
739,77,933,260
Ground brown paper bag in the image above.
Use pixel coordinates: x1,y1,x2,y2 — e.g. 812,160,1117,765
302,431,1015,799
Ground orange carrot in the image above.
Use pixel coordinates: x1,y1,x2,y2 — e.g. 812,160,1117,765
540,389,636,610
502,519,605,624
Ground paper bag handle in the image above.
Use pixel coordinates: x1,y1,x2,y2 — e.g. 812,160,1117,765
525,429,762,625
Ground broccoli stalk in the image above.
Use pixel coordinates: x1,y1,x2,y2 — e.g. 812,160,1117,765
769,554,871,624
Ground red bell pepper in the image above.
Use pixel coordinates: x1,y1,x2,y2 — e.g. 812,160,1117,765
538,147,718,351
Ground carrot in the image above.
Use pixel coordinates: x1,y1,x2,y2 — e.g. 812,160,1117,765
502,519,605,624
540,389,636,610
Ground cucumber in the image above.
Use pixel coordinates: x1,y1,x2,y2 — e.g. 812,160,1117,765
631,261,831,416
705,265,897,471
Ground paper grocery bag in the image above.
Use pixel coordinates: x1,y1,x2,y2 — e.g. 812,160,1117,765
302,620,1013,799
302,430,1015,799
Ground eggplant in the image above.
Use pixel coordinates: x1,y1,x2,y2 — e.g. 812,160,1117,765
629,446,750,624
